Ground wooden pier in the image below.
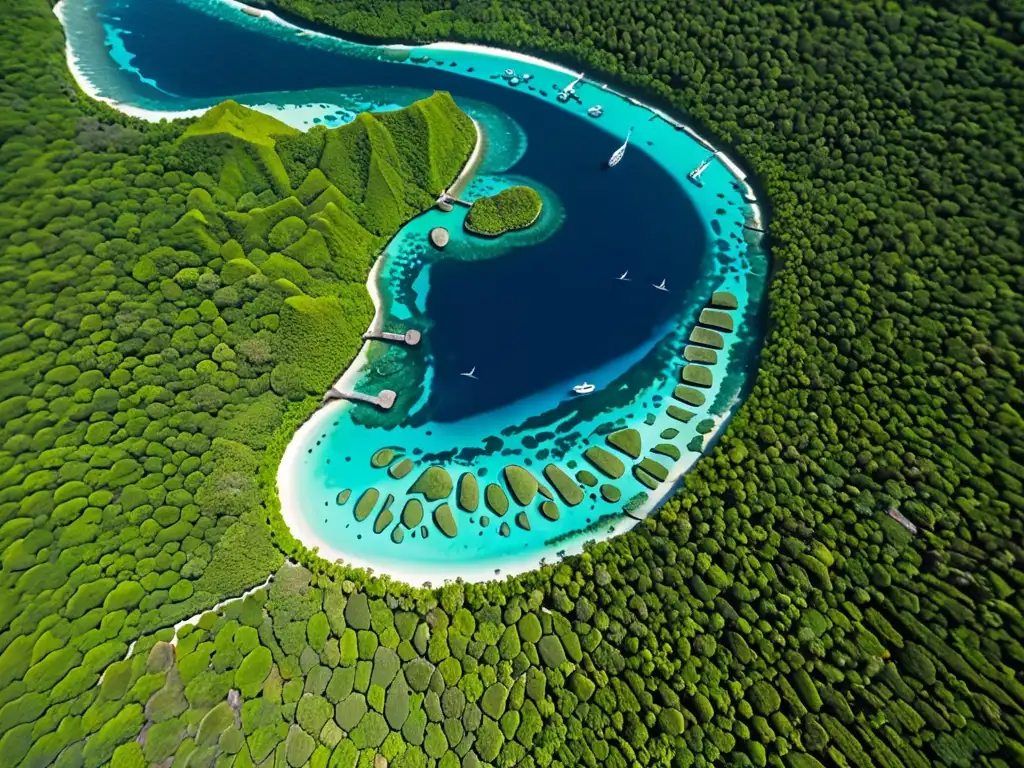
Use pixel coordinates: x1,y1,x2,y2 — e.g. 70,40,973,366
323,388,397,410
438,192,471,209
362,329,422,346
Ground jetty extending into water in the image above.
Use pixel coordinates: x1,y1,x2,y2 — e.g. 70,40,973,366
323,388,397,410
363,329,422,346
438,191,471,208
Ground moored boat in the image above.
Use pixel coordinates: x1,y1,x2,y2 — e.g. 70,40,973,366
608,127,633,167
573,383,596,395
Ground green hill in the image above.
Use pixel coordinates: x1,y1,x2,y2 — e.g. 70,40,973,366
181,93,475,241
179,92,475,394
378,90,478,195
182,99,299,146
176,100,299,198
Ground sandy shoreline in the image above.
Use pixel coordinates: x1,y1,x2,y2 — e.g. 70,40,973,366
450,118,485,197
328,116,482,393
405,41,580,79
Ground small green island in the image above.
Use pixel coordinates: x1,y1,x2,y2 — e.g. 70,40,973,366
464,185,543,236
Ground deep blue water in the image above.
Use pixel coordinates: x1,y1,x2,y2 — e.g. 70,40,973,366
96,0,707,421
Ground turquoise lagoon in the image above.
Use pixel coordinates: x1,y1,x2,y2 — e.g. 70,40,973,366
60,0,769,582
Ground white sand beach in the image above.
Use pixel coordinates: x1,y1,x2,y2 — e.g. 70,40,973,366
53,0,206,122
407,41,580,79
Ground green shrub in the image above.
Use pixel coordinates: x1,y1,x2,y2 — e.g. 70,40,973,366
474,717,504,762
345,594,371,630
503,465,539,506
197,701,235,746
542,464,584,506
144,718,186,763
389,458,414,479
370,646,401,688
334,693,367,731
236,646,273,698
327,667,355,703
518,614,542,644
350,711,389,749
683,345,718,365
681,365,713,388
433,504,458,538
404,659,434,692
698,308,734,332
297,694,333,734
537,636,566,668
395,499,423,531
583,447,625,479
749,680,781,715
464,186,542,236
420,722,445,759
385,673,412,730
307,612,329,652
408,467,453,501
371,448,395,468
606,429,642,459
674,385,706,406
480,682,509,718
484,484,509,516
284,725,315,767
457,473,479,512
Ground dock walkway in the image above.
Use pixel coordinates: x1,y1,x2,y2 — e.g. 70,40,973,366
323,388,397,410
438,192,471,208
363,329,421,346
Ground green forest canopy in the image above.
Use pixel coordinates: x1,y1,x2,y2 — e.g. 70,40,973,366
1,0,1023,767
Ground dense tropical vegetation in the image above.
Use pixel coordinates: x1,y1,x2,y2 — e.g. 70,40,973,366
1,0,1023,767
463,186,542,236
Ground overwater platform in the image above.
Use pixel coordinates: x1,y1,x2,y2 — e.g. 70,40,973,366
362,329,422,346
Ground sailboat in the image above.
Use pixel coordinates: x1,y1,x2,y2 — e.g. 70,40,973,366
608,127,634,168
617,270,631,281
460,367,478,380
653,279,669,292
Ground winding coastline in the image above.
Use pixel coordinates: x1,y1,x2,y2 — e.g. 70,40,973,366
56,0,768,587
328,116,484,396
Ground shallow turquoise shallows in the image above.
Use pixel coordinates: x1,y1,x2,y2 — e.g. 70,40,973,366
60,0,769,583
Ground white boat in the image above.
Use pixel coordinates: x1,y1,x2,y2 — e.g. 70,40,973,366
502,68,515,80
522,73,533,81
688,152,719,186
509,77,520,86
573,382,596,395
587,105,604,118
653,279,669,292
608,127,633,167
